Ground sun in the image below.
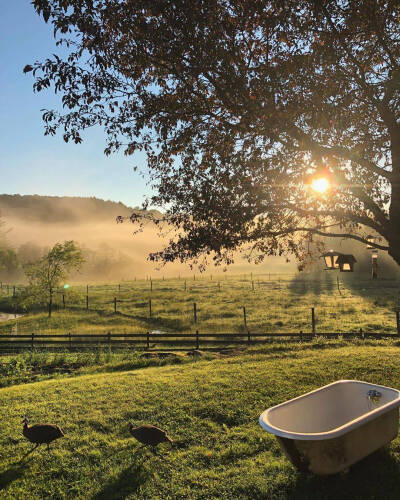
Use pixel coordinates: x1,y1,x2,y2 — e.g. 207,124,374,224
311,177,330,193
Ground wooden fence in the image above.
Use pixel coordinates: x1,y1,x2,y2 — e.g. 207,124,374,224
0,330,399,352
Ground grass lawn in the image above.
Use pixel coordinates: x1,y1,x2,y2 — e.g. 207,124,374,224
1,273,400,336
1,339,400,499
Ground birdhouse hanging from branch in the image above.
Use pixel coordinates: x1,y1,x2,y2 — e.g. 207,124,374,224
321,250,343,270
336,254,357,272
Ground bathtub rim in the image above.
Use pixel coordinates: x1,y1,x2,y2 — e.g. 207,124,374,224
259,379,400,441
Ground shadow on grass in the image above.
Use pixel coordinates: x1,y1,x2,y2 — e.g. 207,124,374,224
91,454,151,500
0,466,25,491
288,273,335,296
286,448,400,500
0,443,40,490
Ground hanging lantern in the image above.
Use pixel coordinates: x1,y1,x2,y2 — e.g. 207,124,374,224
366,235,376,249
371,250,378,279
336,254,357,272
321,250,343,270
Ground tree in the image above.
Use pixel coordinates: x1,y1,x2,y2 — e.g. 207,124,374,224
27,1,400,268
17,242,46,266
0,247,20,281
24,241,84,317
0,212,11,248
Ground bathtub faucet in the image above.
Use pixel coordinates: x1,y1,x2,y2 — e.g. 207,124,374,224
367,390,382,404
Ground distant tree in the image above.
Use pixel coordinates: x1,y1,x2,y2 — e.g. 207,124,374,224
27,1,400,267
0,213,19,280
24,241,84,317
0,212,11,247
17,242,47,266
0,248,20,281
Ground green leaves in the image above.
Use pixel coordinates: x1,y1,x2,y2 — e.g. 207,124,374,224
24,241,84,316
26,0,400,266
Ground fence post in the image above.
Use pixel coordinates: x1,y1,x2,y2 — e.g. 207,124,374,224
360,328,364,340
13,285,16,297
7,284,9,295
31,332,34,350
196,330,199,350
251,281,254,291
86,294,89,311
243,306,247,329
118,283,121,292
311,307,316,335
396,310,400,336
150,279,153,292
248,329,251,344
149,299,152,318
63,294,66,309
193,303,197,324
184,280,187,291
218,281,221,291
336,276,341,295
146,331,150,350
114,297,117,313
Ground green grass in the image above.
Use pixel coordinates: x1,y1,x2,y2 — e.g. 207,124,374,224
1,339,400,499
1,273,400,336
0,348,217,389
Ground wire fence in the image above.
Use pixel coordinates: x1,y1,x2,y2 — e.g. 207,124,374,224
1,273,400,337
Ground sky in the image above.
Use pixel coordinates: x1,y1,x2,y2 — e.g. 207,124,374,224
0,1,149,208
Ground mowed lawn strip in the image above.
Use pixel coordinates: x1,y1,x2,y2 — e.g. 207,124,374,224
1,344,400,499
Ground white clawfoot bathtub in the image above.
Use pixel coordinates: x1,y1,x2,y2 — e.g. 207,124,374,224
259,380,400,475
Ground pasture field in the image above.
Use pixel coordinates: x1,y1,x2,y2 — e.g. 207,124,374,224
1,339,400,499
0,273,399,337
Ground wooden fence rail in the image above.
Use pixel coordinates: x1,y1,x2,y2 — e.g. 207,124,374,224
0,330,399,351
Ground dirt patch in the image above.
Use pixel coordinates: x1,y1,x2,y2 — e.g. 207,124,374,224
217,348,247,357
0,312,24,322
140,352,184,359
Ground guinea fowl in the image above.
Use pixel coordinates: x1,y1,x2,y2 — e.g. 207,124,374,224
129,423,173,450
22,417,64,451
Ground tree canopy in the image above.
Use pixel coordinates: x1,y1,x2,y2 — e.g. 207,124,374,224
28,0,400,267
24,240,84,316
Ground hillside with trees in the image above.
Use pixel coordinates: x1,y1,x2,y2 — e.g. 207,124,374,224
0,194,292,281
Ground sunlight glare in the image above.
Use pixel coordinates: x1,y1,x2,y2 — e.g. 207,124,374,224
311,177,330,193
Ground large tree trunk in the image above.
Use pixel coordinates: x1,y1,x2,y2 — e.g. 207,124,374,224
388,234,400,267
389,134,400,266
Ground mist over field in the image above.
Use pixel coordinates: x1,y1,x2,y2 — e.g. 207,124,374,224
1,194,399,283
0,194,292,281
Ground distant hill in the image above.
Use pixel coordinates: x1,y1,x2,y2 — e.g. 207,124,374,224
0,194,297,279
0,194,143,223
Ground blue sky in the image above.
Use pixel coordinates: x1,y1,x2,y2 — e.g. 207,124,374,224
0,1,149,207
